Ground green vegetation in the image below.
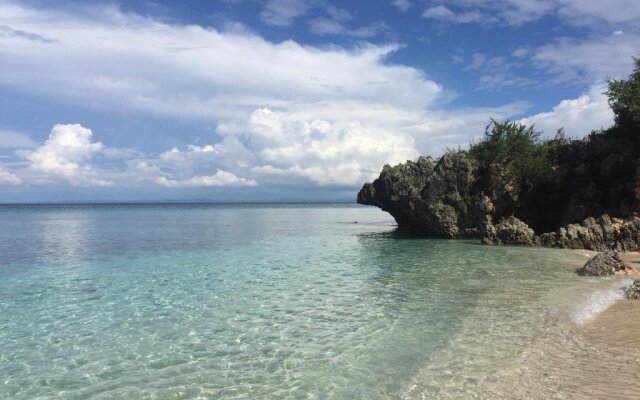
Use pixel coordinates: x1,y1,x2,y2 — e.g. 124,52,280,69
466,57,640,188
468,119,556,187
606,57,640,130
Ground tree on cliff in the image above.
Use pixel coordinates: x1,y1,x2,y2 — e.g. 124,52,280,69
607,57,640,131
468,119,554,187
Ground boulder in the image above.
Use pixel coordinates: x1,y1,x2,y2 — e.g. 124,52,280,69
482,217,536,246
627,280,640,300
578,251,627,276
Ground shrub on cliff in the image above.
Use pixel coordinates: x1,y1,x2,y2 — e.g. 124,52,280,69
606,57,640,131
468,119,555,187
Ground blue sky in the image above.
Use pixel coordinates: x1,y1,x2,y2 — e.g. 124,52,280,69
0,0,638,202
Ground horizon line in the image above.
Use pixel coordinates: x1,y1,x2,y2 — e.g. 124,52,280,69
0,200,360,206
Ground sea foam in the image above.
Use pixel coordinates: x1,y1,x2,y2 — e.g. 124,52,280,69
571,278,634,325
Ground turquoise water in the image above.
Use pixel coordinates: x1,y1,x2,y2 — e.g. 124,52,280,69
0,204,632,399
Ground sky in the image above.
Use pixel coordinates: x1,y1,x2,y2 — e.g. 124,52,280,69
0,0,638,202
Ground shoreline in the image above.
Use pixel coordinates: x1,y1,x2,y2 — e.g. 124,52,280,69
582,250,640,278
565,251,640,399
516,251,640,399
401,248,640,399
619,252,640,277
557,296,640,399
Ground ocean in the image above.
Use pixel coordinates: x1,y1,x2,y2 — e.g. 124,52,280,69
0,203,636,399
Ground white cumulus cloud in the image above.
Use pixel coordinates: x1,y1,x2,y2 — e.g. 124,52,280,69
155,171,257,188
0,1,629,197
520,84,614,136
224,106,419,185
24,124,111,186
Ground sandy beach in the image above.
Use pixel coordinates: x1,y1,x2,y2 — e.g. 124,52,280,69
568,298,640,399
546,252,640,399
400,250,640,400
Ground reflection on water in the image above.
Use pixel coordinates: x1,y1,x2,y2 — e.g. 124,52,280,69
39,212,91,264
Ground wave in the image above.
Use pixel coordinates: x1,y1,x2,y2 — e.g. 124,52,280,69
570,277,634,325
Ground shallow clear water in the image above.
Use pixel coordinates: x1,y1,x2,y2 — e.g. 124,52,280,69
0,204,634,399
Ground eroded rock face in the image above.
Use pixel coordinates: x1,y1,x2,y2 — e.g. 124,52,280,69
358,130,640,250
482,217,536,246
538,215,640,252
357,153,488,237
578,252,627,276
628,280,640,300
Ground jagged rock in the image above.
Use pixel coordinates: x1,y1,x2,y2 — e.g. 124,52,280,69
634,160,640,211
357,152,486,237
358,125,640,250
486,163,519,216
560,183,600,226
628,280,640,299
600,153,624,177
482,217,536,246
578,251,627,276
539,215,640,251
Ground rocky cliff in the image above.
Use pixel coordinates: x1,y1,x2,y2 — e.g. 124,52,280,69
357,130,640,251
359,59,640,251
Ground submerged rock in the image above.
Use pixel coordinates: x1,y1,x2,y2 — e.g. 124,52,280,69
578,252,627,276
627,280,640,299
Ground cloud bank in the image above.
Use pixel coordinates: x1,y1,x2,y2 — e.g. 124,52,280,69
0,2,440,120
0,1,621,195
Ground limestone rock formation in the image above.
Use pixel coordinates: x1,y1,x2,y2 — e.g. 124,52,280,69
358,153,490,238
357,129,640,251
482,216,536,246
578,252,627,276
628,280,640,299
538,215,640,252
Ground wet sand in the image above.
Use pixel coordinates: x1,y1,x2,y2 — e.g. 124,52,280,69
620,252,640,277
555,251,640,399
506,253,640,400
401,250,640,400
559,299,640,399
